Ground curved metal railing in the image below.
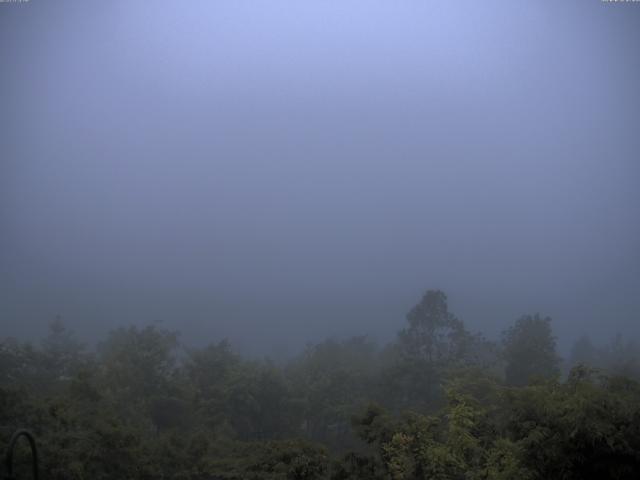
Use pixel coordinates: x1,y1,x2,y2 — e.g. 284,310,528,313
4,429,38,480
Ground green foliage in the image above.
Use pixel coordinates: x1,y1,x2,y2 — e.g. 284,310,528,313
287,337,380,449
205,439,329,480
346,368,640,480
1,295,639,479
499,369,640,479
502,314,560,386
398,290,468,366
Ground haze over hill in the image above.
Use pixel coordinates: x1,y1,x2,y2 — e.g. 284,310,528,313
1,0,639,355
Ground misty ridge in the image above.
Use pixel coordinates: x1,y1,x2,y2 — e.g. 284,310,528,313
2,290,640,479
2,0,640,479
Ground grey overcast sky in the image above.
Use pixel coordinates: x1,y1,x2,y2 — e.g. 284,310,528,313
1,0,639,355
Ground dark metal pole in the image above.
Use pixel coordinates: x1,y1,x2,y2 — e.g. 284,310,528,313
4,430,38,480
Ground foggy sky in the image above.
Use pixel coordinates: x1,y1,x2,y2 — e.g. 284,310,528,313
1,0,639,355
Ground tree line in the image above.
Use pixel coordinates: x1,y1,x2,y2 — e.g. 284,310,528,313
1,290,639,479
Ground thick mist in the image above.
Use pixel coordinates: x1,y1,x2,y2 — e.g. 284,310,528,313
1,0,639,355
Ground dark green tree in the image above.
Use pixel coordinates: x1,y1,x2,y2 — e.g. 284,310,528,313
98,325,180,426
398,290,468,365
502,314,560,386
386,290,470,411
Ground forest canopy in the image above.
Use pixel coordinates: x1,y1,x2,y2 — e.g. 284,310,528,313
1,291,640,479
